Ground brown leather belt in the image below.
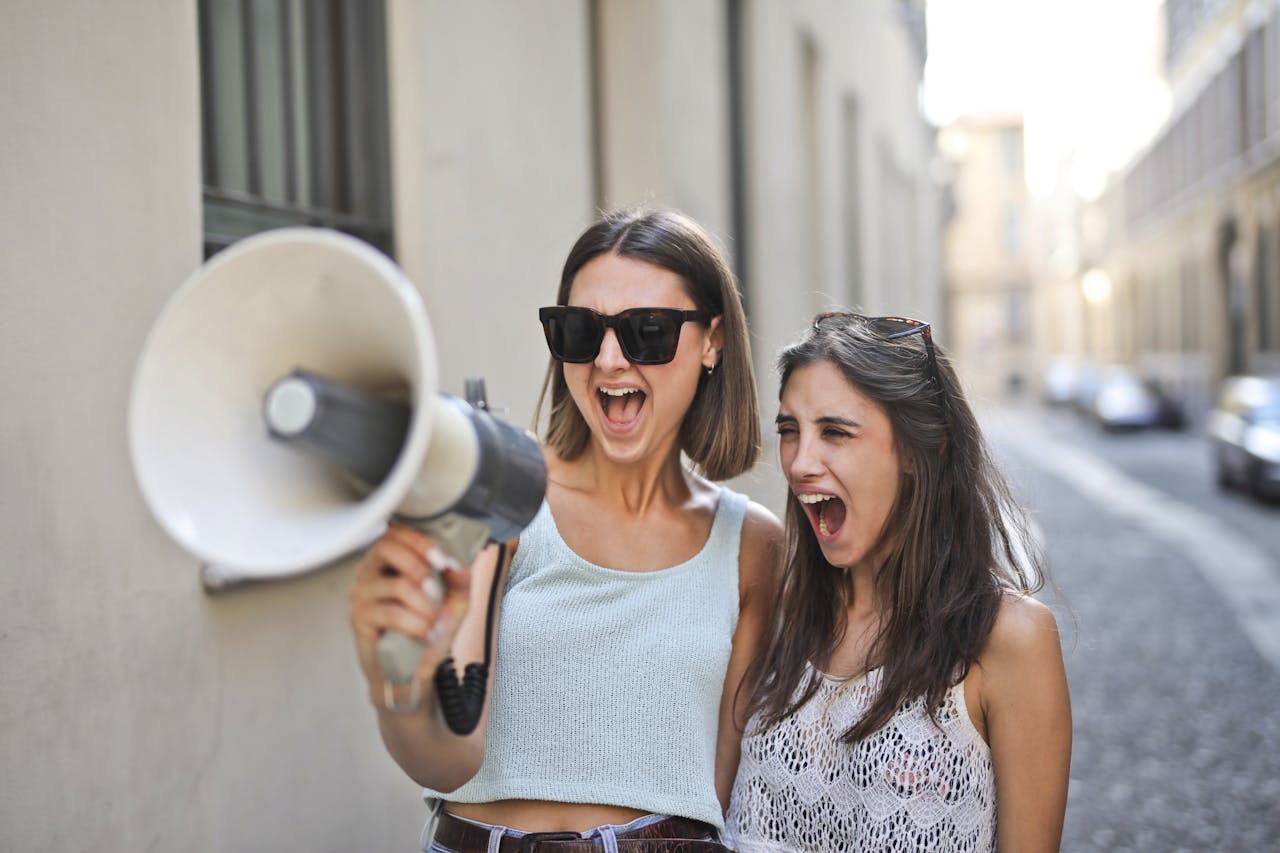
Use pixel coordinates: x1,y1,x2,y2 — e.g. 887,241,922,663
432,811,731,853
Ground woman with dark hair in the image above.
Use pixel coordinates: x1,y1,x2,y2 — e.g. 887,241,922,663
348,207,781,852
724,313,1071,853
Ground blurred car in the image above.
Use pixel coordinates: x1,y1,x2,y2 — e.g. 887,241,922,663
1087,367,1185,431
1208,374,1280,500
1146,378,1186,429
1042,356,1079,406
1071,361,1103,415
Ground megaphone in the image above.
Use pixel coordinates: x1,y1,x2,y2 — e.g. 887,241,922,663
128,226,546,733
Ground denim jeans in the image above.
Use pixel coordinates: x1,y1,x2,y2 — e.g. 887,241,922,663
421,804,674,853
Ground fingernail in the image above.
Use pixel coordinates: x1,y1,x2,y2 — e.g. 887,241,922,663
424,545,463,573
421,575,444,605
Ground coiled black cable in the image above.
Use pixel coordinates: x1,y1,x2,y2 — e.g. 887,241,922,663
433,542,506,735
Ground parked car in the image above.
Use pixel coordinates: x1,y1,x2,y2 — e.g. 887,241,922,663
1042,356,1079,407
1208,374,1280,500
1087,366,1185,431
1070,361,1104,416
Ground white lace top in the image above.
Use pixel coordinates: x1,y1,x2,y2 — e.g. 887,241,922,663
724,664,995,852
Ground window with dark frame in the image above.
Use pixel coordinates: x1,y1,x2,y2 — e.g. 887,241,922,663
198,0,393,259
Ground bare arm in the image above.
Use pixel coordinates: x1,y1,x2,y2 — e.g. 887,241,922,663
979,595,1073,852
714,501,783,810
348,524,512,792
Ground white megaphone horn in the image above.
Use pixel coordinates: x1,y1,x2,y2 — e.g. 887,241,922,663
128,227,546,733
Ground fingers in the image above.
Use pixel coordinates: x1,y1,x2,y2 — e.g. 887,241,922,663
352,555,438,620
412,607,466,682
354,525,431,585
372,601,433,646
349,525,474,674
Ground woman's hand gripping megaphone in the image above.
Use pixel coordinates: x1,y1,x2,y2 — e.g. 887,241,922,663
348,523,481,714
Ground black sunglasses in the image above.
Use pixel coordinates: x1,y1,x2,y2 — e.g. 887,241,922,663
539,306,711,365
812,312,940,385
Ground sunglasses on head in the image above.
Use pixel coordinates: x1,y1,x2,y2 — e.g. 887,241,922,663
539,305,711,365
812,312,940,385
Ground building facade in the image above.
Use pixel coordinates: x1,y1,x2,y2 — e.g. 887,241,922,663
939,115,1034,402
0,1,939,849
1062,0,1280,415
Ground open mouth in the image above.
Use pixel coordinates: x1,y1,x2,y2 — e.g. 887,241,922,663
798,493,846,539
597,386,647,430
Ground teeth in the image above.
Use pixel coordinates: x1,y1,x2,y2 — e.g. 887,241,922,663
600,387,640,397
798,493,836,538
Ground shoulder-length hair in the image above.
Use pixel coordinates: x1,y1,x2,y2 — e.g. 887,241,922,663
746,315,1044,742
534,207,760,481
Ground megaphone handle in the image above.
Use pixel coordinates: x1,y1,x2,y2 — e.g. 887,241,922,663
375,512,505,735
375,513,491,685
376,539,506,737
376,631,430,686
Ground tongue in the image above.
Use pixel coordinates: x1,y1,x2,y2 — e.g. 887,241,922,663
820,499,847,536
604,392,644,424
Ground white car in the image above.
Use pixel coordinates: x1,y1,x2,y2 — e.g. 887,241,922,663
1208,374,1280,500
1089,367,1183,431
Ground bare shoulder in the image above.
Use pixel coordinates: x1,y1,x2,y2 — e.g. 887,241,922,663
741,499,783,545
978,598,1072,851
984,593,1062,661
978,593,1067,703
738,499,783,595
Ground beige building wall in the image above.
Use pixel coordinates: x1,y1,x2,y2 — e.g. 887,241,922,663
596,0,733,239
940,117,1033,402
1048,1,1280,415
743,0,941,428
388,0,595,429
2,3,597,850
1,1,939,849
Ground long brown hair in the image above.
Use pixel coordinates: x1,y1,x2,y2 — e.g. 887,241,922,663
746,316,1044,742
534,206,760,481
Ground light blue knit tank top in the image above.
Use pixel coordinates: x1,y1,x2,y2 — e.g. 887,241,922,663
424,486,748,829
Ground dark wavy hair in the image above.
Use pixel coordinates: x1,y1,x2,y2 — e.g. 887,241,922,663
533,206,760,481
745,314,1044,742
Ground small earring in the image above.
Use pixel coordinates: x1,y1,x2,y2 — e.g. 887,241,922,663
704,363,716,376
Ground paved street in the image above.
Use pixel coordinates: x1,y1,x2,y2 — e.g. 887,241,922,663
982,404,1280,852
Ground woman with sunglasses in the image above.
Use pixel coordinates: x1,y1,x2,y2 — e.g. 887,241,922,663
723,313,1071,853
348,207,781,852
